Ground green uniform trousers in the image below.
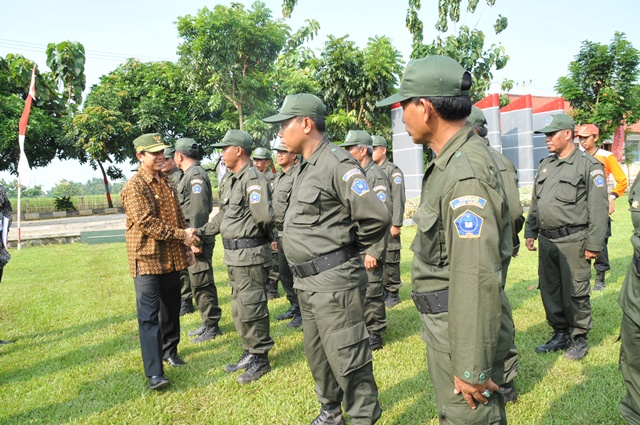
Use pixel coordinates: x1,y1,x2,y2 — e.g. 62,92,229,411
277,236,297,307
383,244,402,293
180,269,192,302
298,286,380,425
538,231,593,338
363,256,386,337
188,241,222,326
228,264,274,354
426,344,507,424
621,311,640,425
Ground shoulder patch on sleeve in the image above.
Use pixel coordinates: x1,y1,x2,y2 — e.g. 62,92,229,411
590,169,604,177
192,184,202,194
249,192,261,204
450,196,487,210
351,179,370,196
373,185,387,192
190,178,204,185
593,175,605,187
247,185,262,193
342,168,363,181
454,210,483,238
393,176,403,184
377,192,387,202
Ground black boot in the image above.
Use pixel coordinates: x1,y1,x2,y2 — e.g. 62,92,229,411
310,403,344,425
384,291,401,308
277,305,299,321
499,381,518,403
564,337,588,360
237,354,271,384
191,325,222,343
288,310,303,328
266,280,280,300
225,350,254,373
179,300,195,316
369,333,383,351
594,271,605,291
535,330,571,353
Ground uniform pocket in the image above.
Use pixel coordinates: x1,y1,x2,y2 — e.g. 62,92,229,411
331,321,372,376
227,192,245,218
411,204,446,266
441,401,503,424
290,188,321,225
238,288,269,322
556,176,581,203
188,259,213,288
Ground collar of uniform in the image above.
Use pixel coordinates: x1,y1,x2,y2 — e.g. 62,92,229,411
137,167,161,184
433,125,476,171
305,137,331,166
553,146,579,164
363,158,374,174
236,162,251,179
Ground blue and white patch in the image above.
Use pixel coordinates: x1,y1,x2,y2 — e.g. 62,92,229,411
590,169,604,177
450,196,487,210
454,210,484,238
394,176,403,184
250,192,261,204
192,184,202,194
351,179,369,196
593,175,605,187
374,185,387,191
247,185,262,193
377,192,387,202
342,168,363,181
191,178,204,184
545,116,553,126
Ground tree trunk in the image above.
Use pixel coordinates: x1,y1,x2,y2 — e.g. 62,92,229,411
97,160,114,209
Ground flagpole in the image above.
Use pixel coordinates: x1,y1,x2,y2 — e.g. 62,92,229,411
17,65,36,251
17,176,22,250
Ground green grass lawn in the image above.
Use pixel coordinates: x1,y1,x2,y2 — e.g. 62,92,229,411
0,203,633,424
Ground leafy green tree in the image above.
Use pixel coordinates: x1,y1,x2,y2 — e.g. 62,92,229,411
407,0,510,101
50,179,83,198
46,41,86,106
556,32,640,140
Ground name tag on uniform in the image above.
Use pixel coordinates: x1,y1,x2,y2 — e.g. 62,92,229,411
450,196,486,210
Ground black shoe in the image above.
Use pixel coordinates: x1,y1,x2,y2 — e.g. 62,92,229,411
535,330,571,353
237,354,271,384
163,355,186,367
188,324,206,337
310,404,344,425
369,333,383,351
594,271,606,291
266,280,280,300
191,325,222,343
288,312,303,328
225,350,254,373
564,337,588,360
179,300,195,316
276,305,299,321
384,291,401,308
148,375,170,390
0,339,13,345
499,381,518,403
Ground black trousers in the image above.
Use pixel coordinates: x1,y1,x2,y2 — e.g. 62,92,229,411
133,270,181,377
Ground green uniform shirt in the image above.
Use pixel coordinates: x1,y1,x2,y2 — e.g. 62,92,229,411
202,163,274,267
363,160,390,260
166,166,183,189
619,174,640,325
282,138,390,292
378,158,406,228
411,126,513,385
177,162,212,229
272,164,299,230
524,148,608,252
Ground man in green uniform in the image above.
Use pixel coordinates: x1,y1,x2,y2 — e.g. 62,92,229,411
377,56,515,424
371,135,406,308
525,113,608,361
162,147,183,187
253,146,279,299
272,143,302,328
264,94,388,424
174,138,223,343
468,105,524,403
340,130,391,351
200,130,275,384
619,173,640,424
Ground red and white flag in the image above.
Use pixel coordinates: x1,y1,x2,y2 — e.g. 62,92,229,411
17,65,36,187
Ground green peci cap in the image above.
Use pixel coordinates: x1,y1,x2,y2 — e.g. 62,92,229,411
273,143,288,152
376,55,471,107
133,133,169,153
175,137,199,152
211,130,254,150
338,130,372,147
534,113,575,134
371,135,388,147
468,106,487,126
262,93,326,123
253,147,272,159
163,147,176,158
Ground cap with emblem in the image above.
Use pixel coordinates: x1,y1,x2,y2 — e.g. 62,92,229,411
175,137,199,152
262,93,327,123
468,106,487,126
371,135,388,147
376,55,471,107
273,143,288,152
534,113,575,134
576,124,599,137
253,147,272,159
133,133,169,153
338,130,373,148
211,129,254,149
163,147,176,158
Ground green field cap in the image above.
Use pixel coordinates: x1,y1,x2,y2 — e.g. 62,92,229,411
338,130,372,147
376,55,470,107
163,147,176,158
534,113,575,134
253,147,272,159
212,130,254,149
468,106,487,126
273,144,288,152
263,93,327,123
371,135,388,147
175,137,198,152
133,133,168,153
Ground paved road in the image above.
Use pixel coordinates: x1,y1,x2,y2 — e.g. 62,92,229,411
10,214,126,241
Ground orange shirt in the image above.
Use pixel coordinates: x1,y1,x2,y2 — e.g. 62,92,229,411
592,148,628,198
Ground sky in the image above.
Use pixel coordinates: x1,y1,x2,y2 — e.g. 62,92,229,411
1,0,639,189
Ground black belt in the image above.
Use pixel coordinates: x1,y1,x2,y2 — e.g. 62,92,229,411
540,225,588,240
412,289,449,314
222,237,266,250
290,244,359,278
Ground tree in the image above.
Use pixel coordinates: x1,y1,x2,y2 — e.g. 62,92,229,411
407,0,510,101
556,32,640,141
50,179,83,198
46,41,86,106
